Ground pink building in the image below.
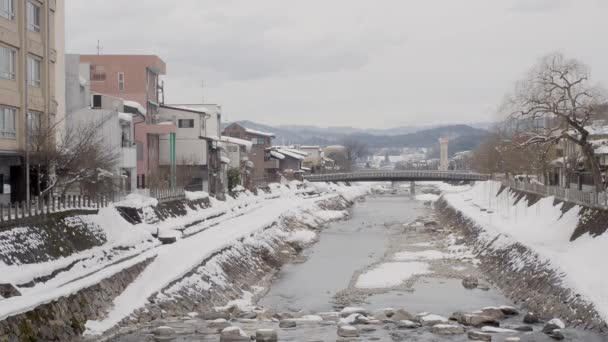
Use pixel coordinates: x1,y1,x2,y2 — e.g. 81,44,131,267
79,55,176,187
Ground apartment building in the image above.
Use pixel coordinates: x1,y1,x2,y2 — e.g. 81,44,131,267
222,123,276,185
0,0,64,204
78,54,176,186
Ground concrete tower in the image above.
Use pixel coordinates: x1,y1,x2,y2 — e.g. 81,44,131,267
439,137,449,171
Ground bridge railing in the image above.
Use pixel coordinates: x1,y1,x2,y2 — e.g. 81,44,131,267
501,179,608,209
303,170,491,182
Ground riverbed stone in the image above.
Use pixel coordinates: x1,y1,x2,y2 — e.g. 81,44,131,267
523,312,541,324
419,314,449,326
542,323,562,334
479,307,505,321
513,325,533,332
468,331,492,341
278,320,296,329
499,306,519,316
462,276,479,289
219,326,249,342
340,307,369,317
207,318,231,330
462,314,499,327
152,326,175,336
431,323,465,335
391,308,414,321
337,325,360,337
396,320,420,329
255,329,277,342
547,329,565,340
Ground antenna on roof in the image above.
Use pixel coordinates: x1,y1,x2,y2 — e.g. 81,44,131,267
201,80,205,103
96,40,103,55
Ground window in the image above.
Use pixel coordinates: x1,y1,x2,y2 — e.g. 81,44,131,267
0,0,14,20
118,72,125,91
252,137,266,145
178,119,194,128
26,1,40,32
27,110,41,134
0,45,15,80
27,55,41,87
0,106,16,139
90,65,106,81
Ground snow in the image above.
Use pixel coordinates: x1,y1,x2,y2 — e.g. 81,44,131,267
414,194,439,202
78,75,87,86
244,127,275,137
548,318,565,329
123,100,146,115
184,191,209,201
220,136,253,151
481,326,517,333
117,112,132,122
220,156,230,164
115,193,158,208
393,250,451,261
355,262,430,288
420,314,448,324
270,150,285,160
83,183,369,335
443,180,608,321
286,230,317,245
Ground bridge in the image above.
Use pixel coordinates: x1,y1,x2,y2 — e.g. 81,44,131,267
303,170,492,183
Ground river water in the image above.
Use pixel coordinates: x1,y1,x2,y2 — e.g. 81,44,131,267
110,186,606,341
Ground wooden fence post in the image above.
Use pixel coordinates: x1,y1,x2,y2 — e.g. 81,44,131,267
0,204,3,222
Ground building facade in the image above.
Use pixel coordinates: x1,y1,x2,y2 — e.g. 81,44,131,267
65,54,136,194
222,123,276,185
78,55,176,186
0,0,64,204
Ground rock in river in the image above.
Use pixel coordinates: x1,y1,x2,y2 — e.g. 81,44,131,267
255,329,278,342
431,324,464,335
462,276,479,289
279,320,296,329
523,312,541,324
338,325,360,337
468,330,492,341
219,326,250,342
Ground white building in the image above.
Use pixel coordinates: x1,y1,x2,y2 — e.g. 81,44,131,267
157,104,225,194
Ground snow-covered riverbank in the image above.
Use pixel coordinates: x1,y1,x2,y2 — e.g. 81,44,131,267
440,180,608,329
0,182,369,340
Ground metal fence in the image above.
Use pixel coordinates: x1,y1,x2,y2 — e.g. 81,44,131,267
0,195,109,224
502,179,608,209
149,186,186,203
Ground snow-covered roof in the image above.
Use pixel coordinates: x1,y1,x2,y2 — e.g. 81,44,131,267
274,148,306,160
220,136,253,151
245,127,275,138
323,157,334,162
220,156,231,164
300,145,321,150
171,105,211,113
301,167,311,171
270,150,285,160
245,160,254,168
123,100,146,115
118,112,132,123
273,146,308,157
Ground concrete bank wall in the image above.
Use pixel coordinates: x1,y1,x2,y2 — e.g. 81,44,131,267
435,196,607,332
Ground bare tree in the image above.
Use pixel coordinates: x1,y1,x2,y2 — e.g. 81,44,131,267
504,52,607,190
341,137,369,170
30,115,119,197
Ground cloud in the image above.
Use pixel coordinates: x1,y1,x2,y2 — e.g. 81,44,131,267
510,0,569,13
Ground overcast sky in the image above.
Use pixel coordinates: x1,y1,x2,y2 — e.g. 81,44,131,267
66,0,608,129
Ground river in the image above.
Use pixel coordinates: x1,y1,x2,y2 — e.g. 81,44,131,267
110,185,606,341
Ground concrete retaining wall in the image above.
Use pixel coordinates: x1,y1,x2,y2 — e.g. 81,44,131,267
0,257,154,342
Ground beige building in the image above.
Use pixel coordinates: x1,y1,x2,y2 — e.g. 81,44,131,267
0,0,64,204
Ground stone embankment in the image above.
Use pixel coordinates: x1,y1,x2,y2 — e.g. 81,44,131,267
435,193,608,333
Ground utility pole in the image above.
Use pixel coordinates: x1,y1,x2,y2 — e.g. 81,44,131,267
24,4,29,205
96,40,103,55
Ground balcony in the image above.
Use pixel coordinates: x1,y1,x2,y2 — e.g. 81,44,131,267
120,146,137,169
264,159,279,169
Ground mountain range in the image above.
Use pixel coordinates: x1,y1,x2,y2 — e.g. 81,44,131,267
223,121,491,156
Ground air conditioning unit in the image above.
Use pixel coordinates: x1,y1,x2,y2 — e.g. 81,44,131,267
92,94,102,109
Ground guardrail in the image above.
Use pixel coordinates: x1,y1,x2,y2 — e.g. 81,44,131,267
502,179,608,209
0,195,108,225
303,170,492,182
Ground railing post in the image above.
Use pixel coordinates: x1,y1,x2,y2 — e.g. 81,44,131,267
0,204,3,222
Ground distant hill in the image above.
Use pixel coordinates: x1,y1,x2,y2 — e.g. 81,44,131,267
222,121,489,156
